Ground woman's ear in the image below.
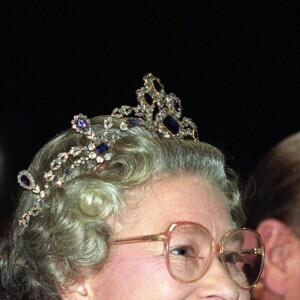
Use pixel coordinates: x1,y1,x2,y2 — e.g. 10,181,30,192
61,280,94,300
256,218,294,296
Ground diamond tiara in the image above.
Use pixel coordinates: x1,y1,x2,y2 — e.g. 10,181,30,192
17,73,199,226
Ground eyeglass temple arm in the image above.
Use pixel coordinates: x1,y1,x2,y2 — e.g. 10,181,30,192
110,233,167,245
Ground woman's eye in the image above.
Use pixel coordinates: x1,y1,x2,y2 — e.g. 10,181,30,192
170,246,195,256
224,252,240,264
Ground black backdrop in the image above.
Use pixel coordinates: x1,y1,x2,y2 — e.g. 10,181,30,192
1,1,299,234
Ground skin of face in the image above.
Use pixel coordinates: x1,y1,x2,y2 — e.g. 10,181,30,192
89,175,250,300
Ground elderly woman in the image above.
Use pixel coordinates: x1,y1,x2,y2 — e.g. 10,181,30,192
243,132,300,300
0,74,264,299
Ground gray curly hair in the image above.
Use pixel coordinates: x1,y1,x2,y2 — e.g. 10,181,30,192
0,116,244,299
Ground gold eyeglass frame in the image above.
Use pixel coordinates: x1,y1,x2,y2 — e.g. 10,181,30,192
111,221,265,290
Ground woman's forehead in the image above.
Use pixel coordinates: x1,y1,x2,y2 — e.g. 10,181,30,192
112,175,233,240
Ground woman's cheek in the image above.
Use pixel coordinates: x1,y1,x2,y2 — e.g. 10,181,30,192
93,248,188,299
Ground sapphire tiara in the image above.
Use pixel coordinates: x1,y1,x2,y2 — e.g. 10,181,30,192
17,73,199,226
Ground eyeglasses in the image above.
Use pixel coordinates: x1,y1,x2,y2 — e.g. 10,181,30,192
111,221,264,290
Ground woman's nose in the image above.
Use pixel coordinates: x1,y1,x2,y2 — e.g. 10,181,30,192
192,257,247,300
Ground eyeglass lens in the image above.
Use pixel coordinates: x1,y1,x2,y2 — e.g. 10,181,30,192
167,223,263,289
222,229,264,289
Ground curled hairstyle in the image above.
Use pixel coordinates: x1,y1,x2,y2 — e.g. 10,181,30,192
1,116,244,299
243,132,300,237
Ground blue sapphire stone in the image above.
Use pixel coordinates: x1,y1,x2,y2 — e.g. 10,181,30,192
153,104,159,119
153,80,162,92
144,93,153,105
21,175,31,187
65,168,71,175
38,200,46,208
162,115,180,135
172,99,181,112
128,117,139,127
76,118,87,129
96,143,109,154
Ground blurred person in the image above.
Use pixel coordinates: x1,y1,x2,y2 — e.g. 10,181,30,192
243,132,300,300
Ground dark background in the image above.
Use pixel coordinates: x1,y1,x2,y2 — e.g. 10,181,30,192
1,1,299,236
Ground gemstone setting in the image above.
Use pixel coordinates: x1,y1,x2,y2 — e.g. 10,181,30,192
162,115,180,135
152,79,162,92
143,93,153,105
96,143,109,154
17,170,35,190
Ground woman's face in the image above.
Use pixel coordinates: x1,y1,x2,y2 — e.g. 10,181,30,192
91,175,250,299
